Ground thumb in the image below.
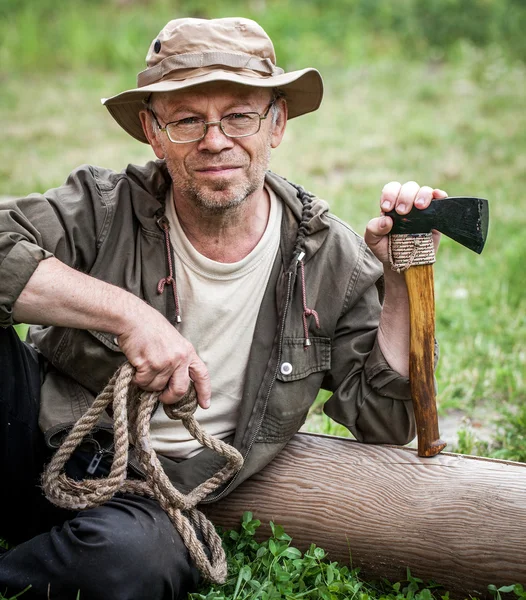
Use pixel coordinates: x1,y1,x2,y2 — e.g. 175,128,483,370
364,216,392,248
188,355,212,409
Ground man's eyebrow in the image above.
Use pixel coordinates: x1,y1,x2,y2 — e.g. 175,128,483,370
164,105,205,118
165,100,261,118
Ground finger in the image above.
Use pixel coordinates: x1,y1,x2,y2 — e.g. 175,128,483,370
380,181,401,213
159,370,191,405
132,363,172,392
414,185,434,209
395,181,421,214
433,188,448,198
189,356,212,409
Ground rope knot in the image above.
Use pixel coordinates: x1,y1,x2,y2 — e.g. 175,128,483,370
157,275,174,294
163,385,198,421
156,223,182,322
303,307,320,328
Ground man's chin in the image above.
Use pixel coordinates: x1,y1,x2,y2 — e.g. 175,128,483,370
193,188,243,212
207,180,231,193
192,181,258,213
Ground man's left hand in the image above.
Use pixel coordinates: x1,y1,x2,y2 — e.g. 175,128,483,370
364,181,448,267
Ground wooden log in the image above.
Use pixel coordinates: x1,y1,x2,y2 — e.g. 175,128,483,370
203,433,526,598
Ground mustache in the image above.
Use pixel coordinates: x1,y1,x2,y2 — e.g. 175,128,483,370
188,152,247,170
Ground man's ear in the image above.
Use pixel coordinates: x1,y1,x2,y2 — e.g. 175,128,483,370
270,99,288,149
139,110,165,159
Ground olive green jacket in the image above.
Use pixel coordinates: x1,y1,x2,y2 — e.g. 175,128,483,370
0,160,415,500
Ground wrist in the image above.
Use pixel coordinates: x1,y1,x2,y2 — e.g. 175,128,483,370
382,267,408,299
109,291,151,337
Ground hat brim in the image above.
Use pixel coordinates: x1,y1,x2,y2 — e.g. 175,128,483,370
102,68,323,143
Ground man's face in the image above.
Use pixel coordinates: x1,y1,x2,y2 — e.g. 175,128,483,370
141,81,287,214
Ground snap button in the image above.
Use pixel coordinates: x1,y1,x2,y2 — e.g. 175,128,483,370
280,362,293,375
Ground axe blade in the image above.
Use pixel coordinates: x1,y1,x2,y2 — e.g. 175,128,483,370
386,197,489,254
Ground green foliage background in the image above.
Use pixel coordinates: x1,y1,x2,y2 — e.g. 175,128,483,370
1,0,526,74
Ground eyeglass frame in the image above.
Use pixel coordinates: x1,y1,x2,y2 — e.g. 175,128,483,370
149,100,276,144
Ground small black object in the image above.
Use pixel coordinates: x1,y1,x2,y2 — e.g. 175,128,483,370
154,39,162,53
386,197,489,254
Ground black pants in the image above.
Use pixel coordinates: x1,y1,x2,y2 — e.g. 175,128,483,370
0,327,200,599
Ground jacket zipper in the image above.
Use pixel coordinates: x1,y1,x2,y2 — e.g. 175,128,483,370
202,269,295,503
48,426,147,477
86,437,107,475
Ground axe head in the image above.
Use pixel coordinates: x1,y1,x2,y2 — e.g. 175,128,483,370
386,197,489,254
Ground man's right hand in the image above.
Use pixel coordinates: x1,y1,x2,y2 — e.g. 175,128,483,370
13,256,211,408
116,308,211,407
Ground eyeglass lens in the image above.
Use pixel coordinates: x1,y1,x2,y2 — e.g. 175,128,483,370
167,113,261,142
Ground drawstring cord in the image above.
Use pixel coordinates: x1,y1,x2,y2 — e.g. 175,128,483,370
288,181,322,349
155,176,321,343
157,218,182,323
296,252,320,348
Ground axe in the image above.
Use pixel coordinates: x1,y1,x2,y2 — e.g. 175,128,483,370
386,197,489,457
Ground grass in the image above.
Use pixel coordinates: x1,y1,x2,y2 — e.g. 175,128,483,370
0,587,32,600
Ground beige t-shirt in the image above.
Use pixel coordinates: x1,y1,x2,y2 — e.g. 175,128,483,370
149,187,282,459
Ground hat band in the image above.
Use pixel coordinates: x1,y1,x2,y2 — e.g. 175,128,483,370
137,51,284,87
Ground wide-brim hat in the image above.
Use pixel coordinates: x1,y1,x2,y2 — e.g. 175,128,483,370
102,17,323,144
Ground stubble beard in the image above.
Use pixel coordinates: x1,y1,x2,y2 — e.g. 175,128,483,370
182,175,260,215
165,143,272,217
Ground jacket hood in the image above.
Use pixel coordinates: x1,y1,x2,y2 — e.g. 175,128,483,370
264,170,331,267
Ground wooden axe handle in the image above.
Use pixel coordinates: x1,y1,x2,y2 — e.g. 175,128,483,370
404,264,447,457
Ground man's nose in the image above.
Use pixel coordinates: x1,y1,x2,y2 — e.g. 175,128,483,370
197,121,235,152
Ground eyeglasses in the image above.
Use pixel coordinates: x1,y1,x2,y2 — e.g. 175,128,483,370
149,101,275,144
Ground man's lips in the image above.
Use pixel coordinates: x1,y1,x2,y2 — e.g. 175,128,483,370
194,165,242,173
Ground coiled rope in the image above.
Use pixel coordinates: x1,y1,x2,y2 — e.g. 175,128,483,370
42,361,244,584
388,232,436,273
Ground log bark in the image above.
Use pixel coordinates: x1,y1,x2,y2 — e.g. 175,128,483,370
203,433,526,598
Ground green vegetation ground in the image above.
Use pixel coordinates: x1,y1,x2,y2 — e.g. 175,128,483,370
190,513,525,600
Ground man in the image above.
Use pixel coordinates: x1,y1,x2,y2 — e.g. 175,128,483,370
0,16,445,600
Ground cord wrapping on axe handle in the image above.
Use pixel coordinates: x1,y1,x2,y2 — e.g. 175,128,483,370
42,361,244,584
388,232,436,273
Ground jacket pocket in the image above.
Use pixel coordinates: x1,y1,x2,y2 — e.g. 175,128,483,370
256,336,331,444
276,337,331,382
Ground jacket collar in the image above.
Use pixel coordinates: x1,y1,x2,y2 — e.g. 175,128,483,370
264,170,331,268
127,161,332,264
